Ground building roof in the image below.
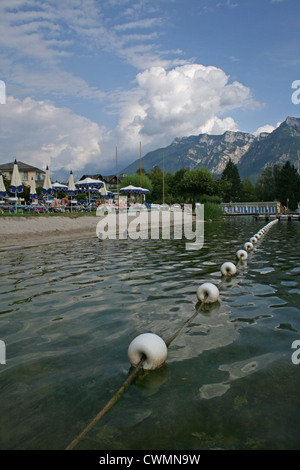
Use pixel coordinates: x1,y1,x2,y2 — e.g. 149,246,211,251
0,161,45,174
80,173,121,183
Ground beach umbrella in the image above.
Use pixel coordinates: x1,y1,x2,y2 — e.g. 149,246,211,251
67,171,77,196
52,181,68,199
0,172,7,198
10,160,23,194
52,182,68,191
10,160,23,213
29,177,37,199
68,171,78,212
42,166,53,196
100,182,108,198
119,183,150,202
139,186,150,194
99,183,113,200
119,184,143,194
75,177,103,203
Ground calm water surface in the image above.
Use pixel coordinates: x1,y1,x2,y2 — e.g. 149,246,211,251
0,217,300,450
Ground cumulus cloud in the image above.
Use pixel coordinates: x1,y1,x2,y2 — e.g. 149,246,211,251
0,96,106,174
110,64,259,159
254,122,281,135
0,63,262,175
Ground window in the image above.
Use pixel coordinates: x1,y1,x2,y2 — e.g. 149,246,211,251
23,171,28,181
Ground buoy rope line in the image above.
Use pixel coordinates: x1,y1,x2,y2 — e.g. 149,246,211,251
66,301,206,451
66,218,278,450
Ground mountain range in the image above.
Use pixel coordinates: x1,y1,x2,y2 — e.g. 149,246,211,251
121,116,300,182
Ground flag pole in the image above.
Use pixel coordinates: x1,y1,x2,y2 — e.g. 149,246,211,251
116,146,119,208
140,141,142,204
162,149,165,206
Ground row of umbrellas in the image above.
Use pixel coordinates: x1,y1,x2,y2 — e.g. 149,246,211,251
0,161,151,206
0,162,80,205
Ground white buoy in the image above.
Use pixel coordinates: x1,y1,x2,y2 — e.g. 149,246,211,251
196,282,219,304
236,249,248,260
250,236,258,244
128,333,167,370
244,241,253,251
220,262,237,277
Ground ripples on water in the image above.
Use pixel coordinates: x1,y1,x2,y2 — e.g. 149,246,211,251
0,217,299,449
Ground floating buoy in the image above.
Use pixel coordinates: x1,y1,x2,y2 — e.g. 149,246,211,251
128,333,167,370
250,236,258,244
221,262,237,277
236,249,248,260
196,282,219,303
244,241,253,251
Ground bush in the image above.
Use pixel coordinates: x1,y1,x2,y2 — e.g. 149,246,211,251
204,202,223,220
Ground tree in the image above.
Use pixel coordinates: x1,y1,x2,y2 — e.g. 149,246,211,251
240,178,257,202
147,166,164,203
255,164,282,202
221,159,241,202
168,168,188,202
182,168,215,209
276,161,300,210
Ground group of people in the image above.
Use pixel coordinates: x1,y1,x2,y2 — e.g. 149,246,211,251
50,197,71,207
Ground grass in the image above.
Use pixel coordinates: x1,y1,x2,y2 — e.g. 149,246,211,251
0,211,97,218
203,202,223,220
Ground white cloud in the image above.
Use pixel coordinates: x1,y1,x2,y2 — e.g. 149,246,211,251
0,96,106,174
254,122,281,135
0,63,261,175
110,64,259,158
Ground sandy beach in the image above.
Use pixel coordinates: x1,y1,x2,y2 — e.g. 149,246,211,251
0,211,197,251
0,215,99,250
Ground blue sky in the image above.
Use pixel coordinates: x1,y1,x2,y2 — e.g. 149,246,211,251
0,0,299,180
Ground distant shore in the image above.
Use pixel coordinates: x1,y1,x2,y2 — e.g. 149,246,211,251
0,214,99,250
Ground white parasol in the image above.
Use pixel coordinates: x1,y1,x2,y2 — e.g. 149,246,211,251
10,160,23,194
0,172,7,198
42,166,53,196
29,177,37,199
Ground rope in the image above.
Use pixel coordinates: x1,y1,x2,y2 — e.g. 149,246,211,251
65,355,146,450
65,300,205,450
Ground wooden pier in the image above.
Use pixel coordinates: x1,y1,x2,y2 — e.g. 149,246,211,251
254,214,300,221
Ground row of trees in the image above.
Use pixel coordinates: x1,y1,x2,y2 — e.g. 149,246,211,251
3,159,299,210
122,160,300,210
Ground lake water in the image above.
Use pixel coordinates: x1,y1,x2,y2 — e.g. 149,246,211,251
0,216,300,450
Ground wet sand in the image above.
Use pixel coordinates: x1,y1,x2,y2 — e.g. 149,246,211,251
0,215,99,250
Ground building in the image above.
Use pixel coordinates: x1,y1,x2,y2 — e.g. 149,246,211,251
80,173,121,193
0,161,46,187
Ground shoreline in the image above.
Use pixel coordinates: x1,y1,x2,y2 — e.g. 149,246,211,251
0,212,199,251
0,215,99,251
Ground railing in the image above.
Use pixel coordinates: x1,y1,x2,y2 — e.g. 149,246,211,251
221,201,280,215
